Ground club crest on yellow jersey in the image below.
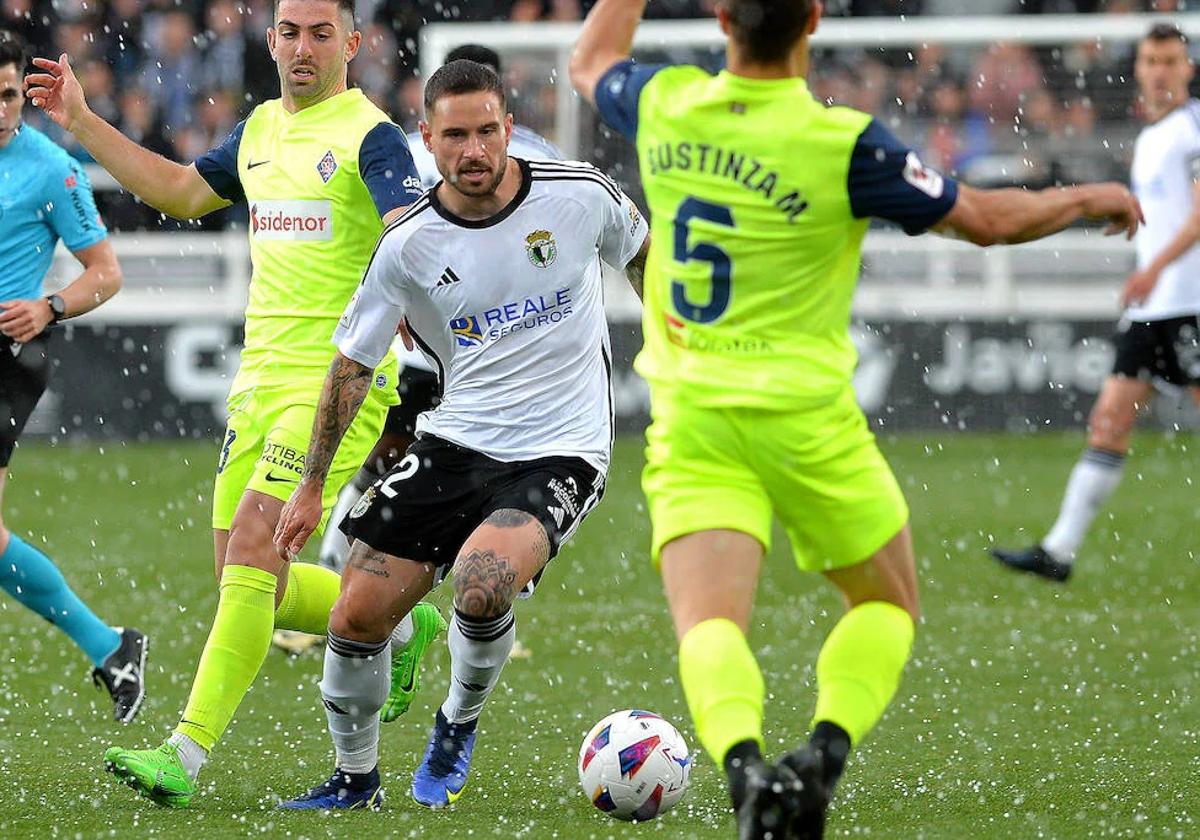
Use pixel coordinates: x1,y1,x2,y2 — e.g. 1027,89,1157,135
525,229,557,268
317,149,338,183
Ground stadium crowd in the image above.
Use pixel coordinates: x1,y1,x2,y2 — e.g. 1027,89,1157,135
2,0,1193,229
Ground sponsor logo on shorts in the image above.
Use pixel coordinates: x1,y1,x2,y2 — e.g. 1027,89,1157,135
451,289,574,348
250,200,333,241
547,476,580,521
259,441,305,474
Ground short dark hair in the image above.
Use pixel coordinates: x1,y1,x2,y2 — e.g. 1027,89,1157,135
1144,22,1188,46
446,44,502,76
0,28,25,71
423,59,506,114
724,0,815,64
273,0,355,19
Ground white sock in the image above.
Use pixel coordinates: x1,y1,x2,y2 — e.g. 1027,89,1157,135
441,608,515,724
166,732,208,782
322,632,390,773
390,612,414,649
317,483,363,574
1042,447,1125,563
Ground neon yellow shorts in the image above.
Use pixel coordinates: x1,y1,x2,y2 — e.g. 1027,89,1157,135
212,384,392,532
642,388,908,572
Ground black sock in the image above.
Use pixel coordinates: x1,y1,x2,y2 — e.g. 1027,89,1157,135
436,706,479,735
723,739,763,810
809,721,851,788
332,766,379,790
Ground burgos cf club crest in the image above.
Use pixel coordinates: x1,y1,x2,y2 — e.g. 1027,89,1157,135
525,229,557,268
349,485,376,519
450,315,484,347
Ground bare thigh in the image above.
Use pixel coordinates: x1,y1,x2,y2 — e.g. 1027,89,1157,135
659,529,764,641
330,539,438,643
218,489,289,607
1087,375,1155,453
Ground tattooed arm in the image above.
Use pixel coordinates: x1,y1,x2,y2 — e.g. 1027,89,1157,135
273,352,372,558
624,233,649,301
304,352,373,484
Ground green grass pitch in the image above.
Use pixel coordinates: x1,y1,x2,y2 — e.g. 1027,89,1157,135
0,433,1196,838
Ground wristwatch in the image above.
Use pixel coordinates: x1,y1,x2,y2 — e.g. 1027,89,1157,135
46,294,66,324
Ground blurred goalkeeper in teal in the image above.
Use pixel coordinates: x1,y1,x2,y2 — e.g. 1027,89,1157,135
0,29,148,723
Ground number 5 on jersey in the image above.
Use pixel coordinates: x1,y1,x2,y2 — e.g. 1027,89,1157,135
672,197,735,324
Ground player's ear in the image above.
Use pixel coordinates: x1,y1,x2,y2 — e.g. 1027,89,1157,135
807,1,823,37
344,29,362,62
266,26,277,59
419,119,433,151
714,2,732,37
504,112,514,140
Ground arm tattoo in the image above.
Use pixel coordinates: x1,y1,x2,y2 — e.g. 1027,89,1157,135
625,241,648,300
454,548,520,618
304,352,372,483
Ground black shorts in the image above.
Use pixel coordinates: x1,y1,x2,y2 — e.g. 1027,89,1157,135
1112,315,1200,387
381,366,440,439
0,333,52,468
341,435,604,589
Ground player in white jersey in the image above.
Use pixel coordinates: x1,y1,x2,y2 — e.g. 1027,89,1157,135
406,44,563,189
272,59,648,811
994,23,1200,582
315,44,566,579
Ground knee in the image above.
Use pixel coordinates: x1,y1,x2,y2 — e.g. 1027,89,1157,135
452,573,515,620
329,597,390,643
1087,404,1136,451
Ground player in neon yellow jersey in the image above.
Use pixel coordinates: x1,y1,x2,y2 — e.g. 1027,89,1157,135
572,1,1143,836
25,0,443,807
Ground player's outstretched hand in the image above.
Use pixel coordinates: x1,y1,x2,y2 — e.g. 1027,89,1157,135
24,54,88,133
274,480,323,561
0,299,54,343
1120,267,1160,308
1081,184,1144,240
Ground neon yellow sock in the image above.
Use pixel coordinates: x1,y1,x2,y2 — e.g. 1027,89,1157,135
812,601,915,746
274,562,341,635
175,565,277,752
678,618,765,765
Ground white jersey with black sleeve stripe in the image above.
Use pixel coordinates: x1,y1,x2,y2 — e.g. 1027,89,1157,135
334,158,648,473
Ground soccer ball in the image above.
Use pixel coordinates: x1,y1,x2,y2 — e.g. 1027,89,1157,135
577,709,691,821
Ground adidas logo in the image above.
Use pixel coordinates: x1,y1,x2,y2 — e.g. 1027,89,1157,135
437,267,462,287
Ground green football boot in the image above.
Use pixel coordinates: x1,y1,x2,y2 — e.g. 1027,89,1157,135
104,741,196,808
380,602,447,723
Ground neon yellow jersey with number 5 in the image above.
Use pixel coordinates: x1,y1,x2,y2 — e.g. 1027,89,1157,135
595,62,959,410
